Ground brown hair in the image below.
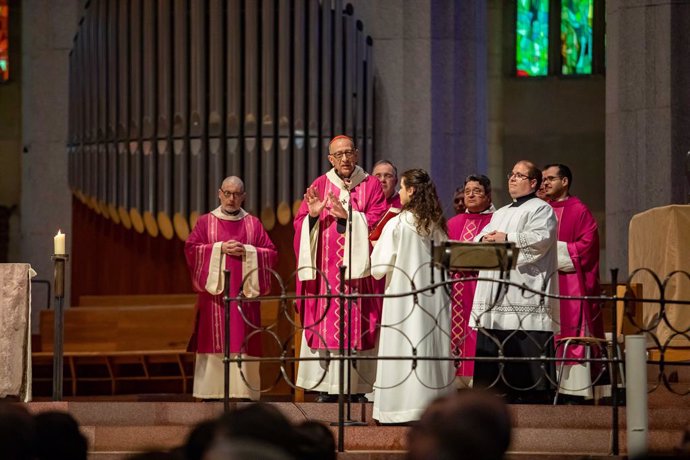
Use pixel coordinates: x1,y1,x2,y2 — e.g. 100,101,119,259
401,168,447,235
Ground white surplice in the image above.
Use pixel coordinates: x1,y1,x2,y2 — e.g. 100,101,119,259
471,196,560,333
370,211,454,423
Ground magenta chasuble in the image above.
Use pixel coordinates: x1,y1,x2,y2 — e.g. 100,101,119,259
447,212,493,377
550,197,605,364
294,168,387,351
185,209,277,355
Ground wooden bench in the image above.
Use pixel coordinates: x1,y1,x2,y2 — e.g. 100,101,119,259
35,304,196,396
33,296,296,397
78,293,197,307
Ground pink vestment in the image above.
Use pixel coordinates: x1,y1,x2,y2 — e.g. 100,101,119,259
550,197,605,364
447,212,493,377
386,193,401,210
294,168,387,350
185,210,277,355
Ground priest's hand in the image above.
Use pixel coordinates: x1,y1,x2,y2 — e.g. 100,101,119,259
222,240,245,256
305,186,327,218
328,192,348,219
483,231,507,243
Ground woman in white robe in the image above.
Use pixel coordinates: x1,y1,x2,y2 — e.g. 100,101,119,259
370,168,454,424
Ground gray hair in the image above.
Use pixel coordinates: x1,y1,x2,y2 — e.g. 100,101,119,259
372,159,398,178
220,176,245,192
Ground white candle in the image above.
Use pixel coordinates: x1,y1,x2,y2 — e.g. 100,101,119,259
54,230,66,255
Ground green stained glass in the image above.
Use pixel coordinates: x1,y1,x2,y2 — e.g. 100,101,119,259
561,0,593,75
516,0,549,77
0,0,8,82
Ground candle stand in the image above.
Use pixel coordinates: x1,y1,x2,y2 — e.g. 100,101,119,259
51,254,68,401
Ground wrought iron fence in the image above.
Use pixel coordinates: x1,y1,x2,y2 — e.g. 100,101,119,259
215,263,689,453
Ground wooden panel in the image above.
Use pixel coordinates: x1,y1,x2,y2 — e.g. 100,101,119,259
116,305,196,351
70,197,193,299
648,348,690,362
41,308,120,352
79,293,197,307
40,305,195,352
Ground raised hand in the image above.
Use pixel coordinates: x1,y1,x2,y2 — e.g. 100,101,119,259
305,186,327,218
328,191,348,219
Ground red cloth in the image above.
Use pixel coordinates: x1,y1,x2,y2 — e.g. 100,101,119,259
550,197,605,364
294,173,387,350
185,213,277,354
447,212,493,377
369,207,401,243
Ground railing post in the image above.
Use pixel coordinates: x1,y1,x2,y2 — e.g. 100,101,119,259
337,265,346,452
223,268,231,413
610,268,620,456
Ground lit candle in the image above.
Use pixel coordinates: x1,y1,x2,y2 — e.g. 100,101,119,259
54,230,66,255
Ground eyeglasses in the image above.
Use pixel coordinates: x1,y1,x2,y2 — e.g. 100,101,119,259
542,175,562,183
464,188,485,196
374,173,395,180
507,172,530,181
330,149,356,160
220,190,244,199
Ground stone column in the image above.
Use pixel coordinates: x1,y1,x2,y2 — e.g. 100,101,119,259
21,0,82,326
350,0,488,214
487,0,506,203
430,0,488,213
349,0,433,174
606,0,690,276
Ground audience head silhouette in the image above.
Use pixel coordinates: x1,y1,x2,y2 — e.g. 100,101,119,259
407,390,512,460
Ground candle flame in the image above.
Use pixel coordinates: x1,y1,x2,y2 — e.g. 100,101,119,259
56,229,63,236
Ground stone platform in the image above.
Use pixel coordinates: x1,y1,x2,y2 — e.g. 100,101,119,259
23,387,688,460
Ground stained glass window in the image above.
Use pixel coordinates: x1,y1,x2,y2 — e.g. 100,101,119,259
516,0,549,77
0,0,8,82
561,0,593,75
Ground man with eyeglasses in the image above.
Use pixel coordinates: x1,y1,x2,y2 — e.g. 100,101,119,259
471,160,559,404
447,175,495,387
184,176,277,401
294,135,387,402
542,163,606,404
368,160,401,244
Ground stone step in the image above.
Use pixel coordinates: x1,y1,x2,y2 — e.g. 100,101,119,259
25,395,688,457
78,423,684,455
28,400,688,431
88,453,625,460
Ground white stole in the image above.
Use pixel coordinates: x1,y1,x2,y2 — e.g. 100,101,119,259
204,207,261,298
298,166,371,281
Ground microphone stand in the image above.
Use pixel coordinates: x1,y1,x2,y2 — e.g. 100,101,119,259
332,179,366,434
51,253,68,401
342,179,365,426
